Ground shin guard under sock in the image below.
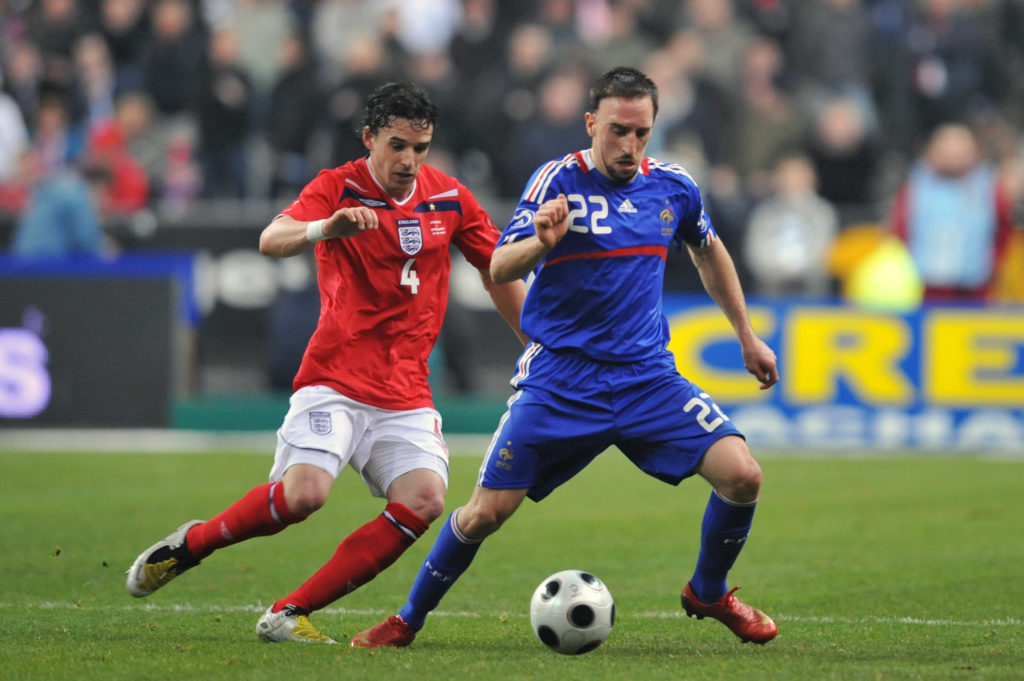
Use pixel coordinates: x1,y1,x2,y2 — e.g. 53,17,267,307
399,508,482,630
274,502,429,613
689,490,757,603
185,481,300,560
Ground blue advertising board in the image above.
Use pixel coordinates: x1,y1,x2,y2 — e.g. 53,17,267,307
664,296,1024,452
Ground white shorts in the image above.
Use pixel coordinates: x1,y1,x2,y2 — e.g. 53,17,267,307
269,385,450,498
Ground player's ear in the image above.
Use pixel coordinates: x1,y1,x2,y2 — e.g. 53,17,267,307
361,126,374,151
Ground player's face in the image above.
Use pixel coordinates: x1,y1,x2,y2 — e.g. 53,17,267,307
363,118,433,200
585,96,655,183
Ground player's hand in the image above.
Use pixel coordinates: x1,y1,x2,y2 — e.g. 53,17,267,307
325,206,379,238
534,194,570,250
742,337,779,390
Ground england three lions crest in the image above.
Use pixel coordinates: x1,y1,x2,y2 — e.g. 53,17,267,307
309,411,332,435
397,218,423,255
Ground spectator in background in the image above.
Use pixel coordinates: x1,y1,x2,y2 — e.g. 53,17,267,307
731,36,805,200
0,77,30,187
535,0,585,60
805,95,882,226
160,134,202,217
71,33,117,133
889,122,1013,301
992,153,1024,302
449,0,501,86
28,93,85,178
97,0,148,92
404,51,465,162
227,0,297,122
786,0,877,137
113,91,168,191
140,0,206,119
646,30,735,172
266,33,323,199
309,0,389,84
24,0,95,96
464,22,557,196
904,0,1006,145
4,40,46,136
326,35,398,167
743,152,839,297
502,66,592,199
386,0,463,58
10,155,111,258
83,118,149,214
580,0,659,76
682,0,755,99
197,29,253,198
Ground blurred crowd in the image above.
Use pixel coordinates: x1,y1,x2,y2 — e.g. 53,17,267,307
2,0,1024,301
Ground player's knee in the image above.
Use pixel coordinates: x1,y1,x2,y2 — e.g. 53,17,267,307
720,458,762,504
281,464,333,518
283,484,329,518
403,487,446,523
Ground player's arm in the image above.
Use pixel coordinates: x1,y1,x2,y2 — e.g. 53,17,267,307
478,268,529,346
258,207,380,259
689,239,779,390
490,194,570,283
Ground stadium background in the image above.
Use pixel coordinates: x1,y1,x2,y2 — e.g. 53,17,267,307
1,0,1022,452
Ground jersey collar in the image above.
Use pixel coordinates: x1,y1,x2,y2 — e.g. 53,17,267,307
577,149,650,181
363,156,418,206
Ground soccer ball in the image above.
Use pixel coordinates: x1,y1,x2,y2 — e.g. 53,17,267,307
529,569,615,655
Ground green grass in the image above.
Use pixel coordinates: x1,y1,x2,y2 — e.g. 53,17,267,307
0,449,1022,680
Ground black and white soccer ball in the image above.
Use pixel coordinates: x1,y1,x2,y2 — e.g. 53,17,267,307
529,569,615,655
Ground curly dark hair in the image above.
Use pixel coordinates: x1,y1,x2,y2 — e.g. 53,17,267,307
362,81,438,135
588,66,659,119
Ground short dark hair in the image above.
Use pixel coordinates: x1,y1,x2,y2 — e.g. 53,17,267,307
362,81,438,135
588,66,659,119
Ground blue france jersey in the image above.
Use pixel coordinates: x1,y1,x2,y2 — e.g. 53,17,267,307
501,149,717,361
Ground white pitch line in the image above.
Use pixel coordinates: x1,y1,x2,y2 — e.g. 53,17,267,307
10,602,1021,628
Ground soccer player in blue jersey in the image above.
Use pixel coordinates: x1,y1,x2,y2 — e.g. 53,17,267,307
353,66,780,648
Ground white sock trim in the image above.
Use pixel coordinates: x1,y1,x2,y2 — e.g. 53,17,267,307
714,489,759,508
449,507,483,544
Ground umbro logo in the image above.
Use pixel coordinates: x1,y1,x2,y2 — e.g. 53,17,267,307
618,199,637,213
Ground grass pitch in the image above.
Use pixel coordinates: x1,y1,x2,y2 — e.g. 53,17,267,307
0,446,1021,680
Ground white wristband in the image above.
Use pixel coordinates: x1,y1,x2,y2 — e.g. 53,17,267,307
305,219,328,243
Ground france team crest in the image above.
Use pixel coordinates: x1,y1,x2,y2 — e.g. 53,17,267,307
309,411,332,435
397,218,423,255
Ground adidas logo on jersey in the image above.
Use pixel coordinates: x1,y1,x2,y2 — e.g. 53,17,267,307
618,199,637,214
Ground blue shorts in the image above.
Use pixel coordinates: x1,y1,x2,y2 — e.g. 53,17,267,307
477,345,744,501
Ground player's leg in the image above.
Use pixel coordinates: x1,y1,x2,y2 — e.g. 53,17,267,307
353,353,614,648
191,463,331,560
127,386,355,599
267,468,442,617
351,485,528,648
689,435,762,602
398,486,527,624
617,357,775,643
125,464,328,599
683,435,776,643
261,407,448,642
257,467,441,645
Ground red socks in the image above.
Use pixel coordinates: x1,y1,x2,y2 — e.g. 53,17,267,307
273,502,429,613
185,482,301,560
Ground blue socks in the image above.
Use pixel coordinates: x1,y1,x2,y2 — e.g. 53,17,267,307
689,490,757,603
398,508,482,630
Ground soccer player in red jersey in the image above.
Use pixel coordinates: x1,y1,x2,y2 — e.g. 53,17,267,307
126,81,528,643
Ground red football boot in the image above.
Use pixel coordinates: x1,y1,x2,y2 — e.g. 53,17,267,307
351,614,418,649
681,582,778,644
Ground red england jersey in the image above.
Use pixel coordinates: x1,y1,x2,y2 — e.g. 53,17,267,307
280,156,500,410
